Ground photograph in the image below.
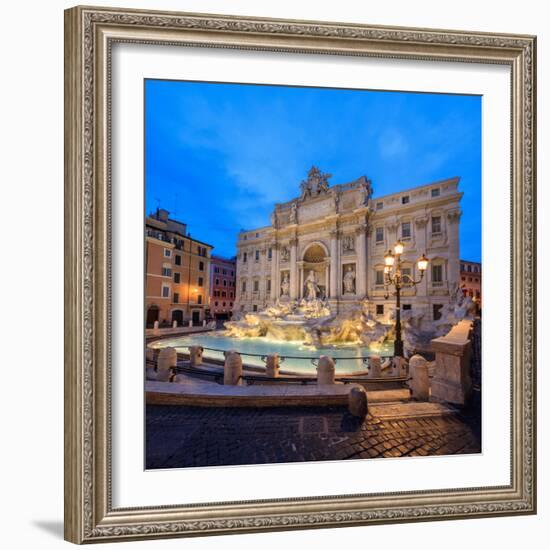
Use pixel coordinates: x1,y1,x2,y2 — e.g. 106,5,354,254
144,79,483,469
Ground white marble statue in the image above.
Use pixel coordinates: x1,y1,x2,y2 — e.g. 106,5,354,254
305,270,320,300
281,273,290,296
343,265,356,294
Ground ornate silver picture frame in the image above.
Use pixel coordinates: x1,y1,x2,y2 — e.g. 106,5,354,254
64,5,536,543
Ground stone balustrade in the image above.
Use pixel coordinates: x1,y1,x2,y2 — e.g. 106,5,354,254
430,319,473,405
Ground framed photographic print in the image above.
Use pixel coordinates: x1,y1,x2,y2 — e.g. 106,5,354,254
64,5,537,544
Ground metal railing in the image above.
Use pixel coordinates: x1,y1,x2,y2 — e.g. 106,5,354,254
193,345,394,368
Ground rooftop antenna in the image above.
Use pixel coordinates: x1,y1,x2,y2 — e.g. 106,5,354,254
154,197,160,218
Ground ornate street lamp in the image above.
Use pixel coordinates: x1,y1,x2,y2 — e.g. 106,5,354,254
383,243,429,357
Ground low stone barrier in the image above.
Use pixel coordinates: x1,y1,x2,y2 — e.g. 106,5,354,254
156,347,177,382
348,386,368,418
408,354,430,400
430,319,473,405
265,354,280,378
224,351,243,386
367,355,381,378
316,355,336,385
189,345,204,367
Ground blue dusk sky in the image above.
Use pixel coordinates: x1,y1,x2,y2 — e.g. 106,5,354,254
145,80,481,262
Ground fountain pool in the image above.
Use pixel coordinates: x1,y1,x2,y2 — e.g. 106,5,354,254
149,331,394,374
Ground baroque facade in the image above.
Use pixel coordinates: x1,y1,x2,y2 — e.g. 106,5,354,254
234,167,463,324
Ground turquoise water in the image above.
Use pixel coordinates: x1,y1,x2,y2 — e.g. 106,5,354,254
150,331,394,374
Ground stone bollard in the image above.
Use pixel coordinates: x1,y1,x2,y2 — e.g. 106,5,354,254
202,319,207,327
393,356,408,378
153,320,159,336
172,320,178,329
189,345,203,367
368,355,381,378
265,354,280,378
409,354,430,400
348,386,368,418
188,320,193,328
224,351,243,385
317,355,336,385
156,347,177,382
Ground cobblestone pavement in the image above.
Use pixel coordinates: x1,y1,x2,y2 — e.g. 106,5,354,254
146,400,481,469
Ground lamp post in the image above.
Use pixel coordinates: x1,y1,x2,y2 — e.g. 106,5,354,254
383,241,429,357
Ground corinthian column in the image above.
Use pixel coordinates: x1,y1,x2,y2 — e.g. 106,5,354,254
289,237,298,299
329,229,339,298
270,243,279,301
446,209,462,287
356,224,367,297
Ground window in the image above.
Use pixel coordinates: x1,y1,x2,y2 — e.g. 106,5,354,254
253,280,259,292
467,265,472,272
214,266,220,273
253,304,258,312
223,279,227,286
401,222,411,239
163,248,171,257
174,272,180,284
402,195,410,204
460,263,465,272
431,188,440,197
255,232,259,238
401,267,412,280
162,266,172,277
162,286,170,298
230,302,233,307
199,261,204,271
255,250,260,262
267,279,271,292
230,292,234,299
215,278,220,285
462,277,466,281
432,264,443,284
376,304,384,315
433,304,443,321
230,271,234,276
243,252,247,263
173,292,179,304
474,266,478,273
375,269,384,286
222,291,227,298
197,295,202,304
243,235,247,240
174,254,181,266
241,281,246,292
215,301,219,307
403,304,412,311
375,227,384,243
431,216,442,234
198,277,204,287
376,201,383,210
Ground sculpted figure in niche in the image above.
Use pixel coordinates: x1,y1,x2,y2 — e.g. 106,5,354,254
342,234,355,253
305,270,320,301
280,246,290,262
289,202,298,224
280,273,290,296
343,265,356,294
